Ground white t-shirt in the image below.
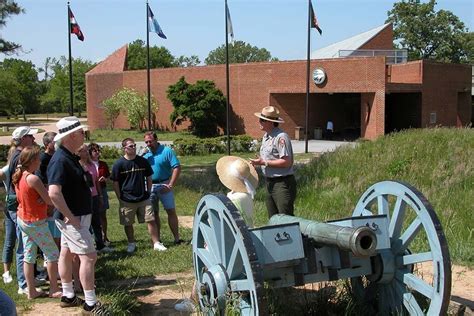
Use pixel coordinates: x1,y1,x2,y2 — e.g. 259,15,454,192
227,191,254,228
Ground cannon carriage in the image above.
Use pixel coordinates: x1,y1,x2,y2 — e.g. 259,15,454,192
192,181,451,315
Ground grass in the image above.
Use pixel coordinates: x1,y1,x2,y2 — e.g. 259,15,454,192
89,129,195,142
0,127,472,314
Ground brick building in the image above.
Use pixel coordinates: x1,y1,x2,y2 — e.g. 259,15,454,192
86,24,471,140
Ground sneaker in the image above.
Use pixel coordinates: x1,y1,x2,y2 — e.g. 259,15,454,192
174,298,196,312
174,239,185,245
18,287,43,295
2,271,13,284
153,241,167,251
126,243,136,253
36,270,48,281
17,287,28,295
82,301,109,315
97,246,113,254
35,277,47,286
60,295,85,308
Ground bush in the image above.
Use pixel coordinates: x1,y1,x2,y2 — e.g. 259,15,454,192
173,135,256,156
0,144,10,162
99,145,122,160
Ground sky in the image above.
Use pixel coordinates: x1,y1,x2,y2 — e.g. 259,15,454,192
1,0,472,73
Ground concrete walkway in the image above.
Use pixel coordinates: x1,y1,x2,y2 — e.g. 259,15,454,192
0,119,353,154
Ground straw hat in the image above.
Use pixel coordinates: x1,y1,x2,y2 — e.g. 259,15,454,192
216,156,258,194
54,116,88,141
254,106,284,123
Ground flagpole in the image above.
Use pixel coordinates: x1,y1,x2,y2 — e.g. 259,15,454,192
304,0,311,154
67,2,74,116
225,0,231,155
146,1,152,130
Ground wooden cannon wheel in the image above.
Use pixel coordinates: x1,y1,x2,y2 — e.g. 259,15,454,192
351,181,451,315
192,194,266,315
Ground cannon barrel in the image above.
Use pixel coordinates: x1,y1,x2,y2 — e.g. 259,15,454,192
269,214,377,257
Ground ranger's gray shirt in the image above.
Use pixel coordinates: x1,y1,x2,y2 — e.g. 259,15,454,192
260,127,294,178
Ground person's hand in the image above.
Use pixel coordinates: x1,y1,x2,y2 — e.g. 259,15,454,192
65,216,80,228
159,184,172,194
249,156,264,166
98,176,106,183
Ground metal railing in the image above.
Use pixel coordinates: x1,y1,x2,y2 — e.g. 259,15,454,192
338,49,408,64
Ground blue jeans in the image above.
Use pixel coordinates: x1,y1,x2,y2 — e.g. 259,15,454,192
2,209,16,265
6,195,26,290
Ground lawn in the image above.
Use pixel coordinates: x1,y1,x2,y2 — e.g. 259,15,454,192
0,127,471,314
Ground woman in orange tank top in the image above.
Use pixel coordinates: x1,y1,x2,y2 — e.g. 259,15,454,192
13,146,61,299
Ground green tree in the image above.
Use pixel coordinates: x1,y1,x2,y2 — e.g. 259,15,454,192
127,39,176,70
41,57,95,116
175,55,200,67
0,70,21,116
0,0,24,55
386,0,471,63
102,87,158,130
0,58,40,116
167,76,226,137
205,40,278,65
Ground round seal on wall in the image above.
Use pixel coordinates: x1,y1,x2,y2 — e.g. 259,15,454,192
312,67,326,85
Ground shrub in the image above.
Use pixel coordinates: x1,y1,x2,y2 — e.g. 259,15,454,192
99,145,122,160
173,135,256,156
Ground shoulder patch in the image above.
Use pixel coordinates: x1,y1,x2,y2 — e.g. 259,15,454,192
278,138,286,147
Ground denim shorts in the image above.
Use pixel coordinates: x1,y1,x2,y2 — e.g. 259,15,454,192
150,183,176,211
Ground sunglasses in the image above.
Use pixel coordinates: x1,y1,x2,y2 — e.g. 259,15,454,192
124,144,137,149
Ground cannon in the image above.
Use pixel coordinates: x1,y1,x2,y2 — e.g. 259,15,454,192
192,181,451,315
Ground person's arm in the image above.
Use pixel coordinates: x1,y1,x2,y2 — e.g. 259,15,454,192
27,174,52,206
48,184,80,227
146,176,152,193
113,181,121,201
250,156,291,169
167,166,181,189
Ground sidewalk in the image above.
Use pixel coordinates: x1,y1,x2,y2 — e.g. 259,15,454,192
0,119,353,154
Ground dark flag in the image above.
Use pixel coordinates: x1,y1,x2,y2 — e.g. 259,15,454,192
69,8,84,41
148,6,167,39
310,1,322,35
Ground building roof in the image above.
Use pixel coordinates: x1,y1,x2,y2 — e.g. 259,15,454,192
311,23,391,59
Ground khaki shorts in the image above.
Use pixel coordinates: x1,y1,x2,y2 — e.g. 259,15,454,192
55,215,96,255
119,199,154,226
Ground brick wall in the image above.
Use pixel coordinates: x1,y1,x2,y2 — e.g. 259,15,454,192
421,61,471,127
360,24,393,50
86,46,470,140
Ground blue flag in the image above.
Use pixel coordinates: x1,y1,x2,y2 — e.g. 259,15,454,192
148,6,167,39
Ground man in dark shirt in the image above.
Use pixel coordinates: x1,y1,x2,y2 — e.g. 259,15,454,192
111,138,160,254
37,132,56,184
48,117,104,314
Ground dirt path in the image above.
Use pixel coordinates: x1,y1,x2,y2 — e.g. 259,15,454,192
19,216,474,315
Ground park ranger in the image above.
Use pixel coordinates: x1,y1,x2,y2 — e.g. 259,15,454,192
250,106,296,218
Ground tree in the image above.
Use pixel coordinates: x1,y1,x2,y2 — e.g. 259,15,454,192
0,0,24,55
205,40,278,65
41,57,95,116
102,88,158,130
127,39,175,70
175,55,200,67
386,0,471,63
167,76,226,137
0,70,21,116
0,58,40,116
